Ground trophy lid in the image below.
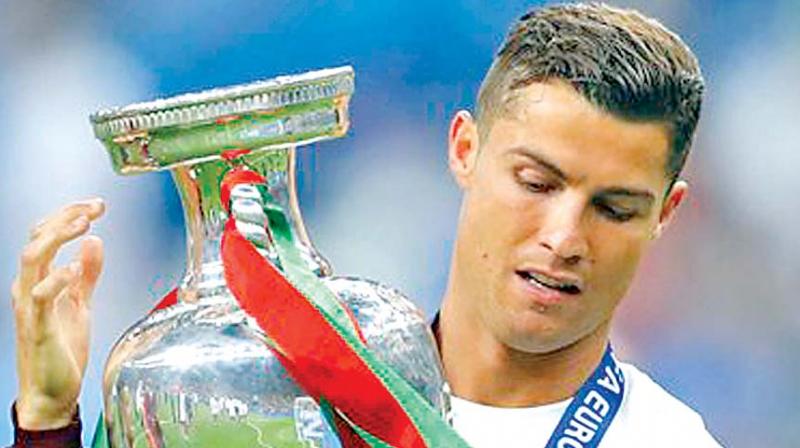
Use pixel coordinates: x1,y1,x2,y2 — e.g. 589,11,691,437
90,66,354,174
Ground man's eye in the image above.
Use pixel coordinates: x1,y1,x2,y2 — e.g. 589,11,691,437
522,181,555,194
595,201,636,222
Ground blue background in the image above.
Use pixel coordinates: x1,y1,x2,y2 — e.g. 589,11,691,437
1,1,798,446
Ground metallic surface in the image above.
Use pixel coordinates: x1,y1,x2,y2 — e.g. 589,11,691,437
90,66,353,174
95,68,448,447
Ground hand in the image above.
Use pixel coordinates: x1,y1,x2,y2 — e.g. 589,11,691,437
12,198,106,430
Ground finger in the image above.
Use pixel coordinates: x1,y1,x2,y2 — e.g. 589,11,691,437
28,198,105,241
69,236,104,306
11,277,22,315
29,263,81,327
18,216,92,298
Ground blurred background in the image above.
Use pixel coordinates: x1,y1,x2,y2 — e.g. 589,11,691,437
0,0,797,446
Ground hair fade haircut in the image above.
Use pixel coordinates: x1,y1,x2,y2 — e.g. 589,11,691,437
476,2,705,181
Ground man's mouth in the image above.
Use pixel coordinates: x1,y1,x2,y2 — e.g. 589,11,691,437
516,270,583,295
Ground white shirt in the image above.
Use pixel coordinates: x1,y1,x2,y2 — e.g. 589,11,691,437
450,362,722,447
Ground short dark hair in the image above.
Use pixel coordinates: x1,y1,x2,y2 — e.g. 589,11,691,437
476,2,704,181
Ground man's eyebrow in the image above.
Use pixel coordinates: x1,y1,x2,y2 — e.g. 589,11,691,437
509,146,568,181
509,146,657,204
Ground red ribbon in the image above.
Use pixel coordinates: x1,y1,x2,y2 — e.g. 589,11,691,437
150,167,428,447
221,219,425,446
220,168,427,447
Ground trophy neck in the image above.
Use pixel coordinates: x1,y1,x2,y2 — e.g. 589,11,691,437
171,148,330,303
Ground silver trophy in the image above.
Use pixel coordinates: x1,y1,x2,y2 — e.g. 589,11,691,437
90,66,447,447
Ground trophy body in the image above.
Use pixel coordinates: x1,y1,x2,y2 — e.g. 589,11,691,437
103,274,442,448
91,67,446,448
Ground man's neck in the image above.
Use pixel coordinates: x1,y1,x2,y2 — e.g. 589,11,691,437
437,298,611,408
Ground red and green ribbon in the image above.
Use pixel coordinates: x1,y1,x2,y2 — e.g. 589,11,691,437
93,167,470,448
220,167,469,447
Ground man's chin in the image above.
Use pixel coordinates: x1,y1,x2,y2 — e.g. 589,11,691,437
496,312,575,355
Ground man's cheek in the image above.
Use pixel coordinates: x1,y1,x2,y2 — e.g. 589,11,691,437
598,252,641,302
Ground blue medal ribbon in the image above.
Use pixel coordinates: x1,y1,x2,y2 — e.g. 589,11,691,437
544,345,625,448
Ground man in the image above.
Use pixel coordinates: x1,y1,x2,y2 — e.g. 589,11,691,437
436,4,720,445
9,3,721,447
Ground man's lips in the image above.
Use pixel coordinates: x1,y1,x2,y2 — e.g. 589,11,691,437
515,269,584,296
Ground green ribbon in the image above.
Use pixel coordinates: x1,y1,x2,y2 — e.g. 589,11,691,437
254,185,469,447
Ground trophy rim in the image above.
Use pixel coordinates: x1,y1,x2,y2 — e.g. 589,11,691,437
89,65,354,140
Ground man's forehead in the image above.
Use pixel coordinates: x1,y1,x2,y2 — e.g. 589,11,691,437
500,80,584,117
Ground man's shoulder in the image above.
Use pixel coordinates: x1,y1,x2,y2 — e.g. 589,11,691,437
611,361,722,446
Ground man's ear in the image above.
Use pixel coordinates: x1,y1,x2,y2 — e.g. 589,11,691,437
448,110,481,189
652,180,688,240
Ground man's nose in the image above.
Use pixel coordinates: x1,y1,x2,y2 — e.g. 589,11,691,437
538,195,589,265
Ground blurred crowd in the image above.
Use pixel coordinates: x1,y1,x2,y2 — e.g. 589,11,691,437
1,0,798,446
